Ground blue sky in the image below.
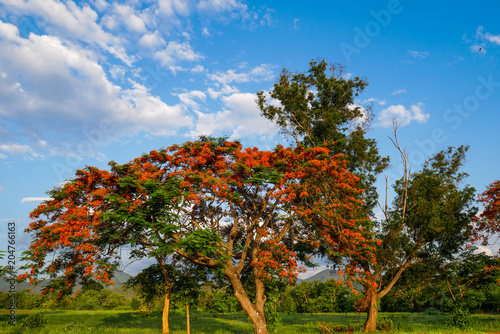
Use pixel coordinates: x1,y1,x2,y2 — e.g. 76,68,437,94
1,0,499,276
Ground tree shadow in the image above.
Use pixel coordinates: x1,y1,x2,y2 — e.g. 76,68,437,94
100,310,254,333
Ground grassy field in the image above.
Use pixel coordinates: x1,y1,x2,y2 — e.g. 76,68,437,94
1,309,500,333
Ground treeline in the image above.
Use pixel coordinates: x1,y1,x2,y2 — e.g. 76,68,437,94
0,289,128,310
382,280,500,314
5,275,500,315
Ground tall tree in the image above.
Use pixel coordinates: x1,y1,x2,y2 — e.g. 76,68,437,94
21,139,375,334
358,131,477,332
257,59,388,212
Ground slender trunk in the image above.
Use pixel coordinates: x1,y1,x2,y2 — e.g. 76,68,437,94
158,258,172,334
363,289,378,332
186,303,190,334
162,284,171,334
225,268,268,334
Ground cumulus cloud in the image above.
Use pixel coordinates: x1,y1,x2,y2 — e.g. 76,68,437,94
190,64,206,74
154,41,203,71
1,0,135,65
0,22,192,155
158,0,192,18
118,81,193,136
188,92,275,138
112,4,147,33
376,103,429,127
138,30,166,49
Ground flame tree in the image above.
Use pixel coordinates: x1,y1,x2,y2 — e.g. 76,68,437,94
21,139,377,334
473,180,500,244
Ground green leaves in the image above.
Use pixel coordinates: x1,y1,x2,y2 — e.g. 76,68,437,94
257,59,388,215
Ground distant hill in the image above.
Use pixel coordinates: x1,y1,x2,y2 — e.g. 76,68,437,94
299,269,340,283
0,271,134,297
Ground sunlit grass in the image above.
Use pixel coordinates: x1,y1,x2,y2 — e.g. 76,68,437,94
1,309,500,333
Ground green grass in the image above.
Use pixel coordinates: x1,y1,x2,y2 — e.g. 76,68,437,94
1,310,500,333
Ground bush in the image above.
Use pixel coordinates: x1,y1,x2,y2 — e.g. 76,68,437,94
377,316,394,331
446,305,472,330
424,307,442,315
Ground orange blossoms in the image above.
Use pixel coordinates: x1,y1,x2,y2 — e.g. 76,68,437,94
20,139,378,304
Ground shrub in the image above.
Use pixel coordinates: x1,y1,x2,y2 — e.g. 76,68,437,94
377,316,394,331
446,305,472,330
424,307,442,315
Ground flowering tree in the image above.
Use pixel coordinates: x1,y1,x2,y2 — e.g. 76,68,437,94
21,139,376,334
473,180,500,244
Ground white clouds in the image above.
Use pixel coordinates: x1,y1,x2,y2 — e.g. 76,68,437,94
109,65,127,80
158,0,192,17
0,20,22,43
207,84,239,99
475,246,493,256
208,69,249,84
117,80,193,136
20,197,51,203
2,0,135,65
189,92,275,139
208,64,274,84
391,89,406,95
113,4,147,33
138,31,166,49
176,90,207,109
408,50,430,59
190,64,206,74
476,26,500,47
0,1,280,160
0,143,42,160
0,24,193,153
201,27,211,37
197,0,248,16
154,41,203,70
0,25,118,119
377,103,429,128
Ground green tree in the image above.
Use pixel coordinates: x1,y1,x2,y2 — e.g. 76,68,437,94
359,137,477,332
257,59,388,212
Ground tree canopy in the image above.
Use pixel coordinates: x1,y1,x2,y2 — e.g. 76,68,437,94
358,142,478,332
257,59,389,212
21,138,377,334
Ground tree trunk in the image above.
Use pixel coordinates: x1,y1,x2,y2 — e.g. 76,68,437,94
363,289,378,332
162,285,171,334
186,303,190,334
225,268,268,334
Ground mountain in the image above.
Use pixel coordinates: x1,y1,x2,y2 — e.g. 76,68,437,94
299,269,340,283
